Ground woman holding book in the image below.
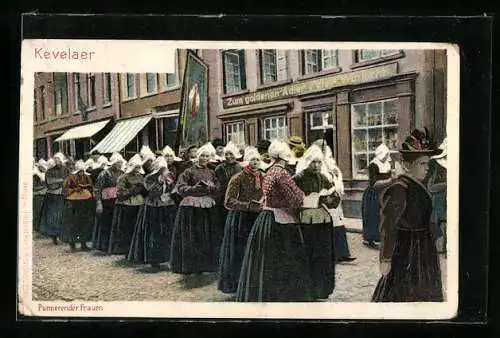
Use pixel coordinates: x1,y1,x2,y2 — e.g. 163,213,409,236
169,143,222,275
218,146,264,294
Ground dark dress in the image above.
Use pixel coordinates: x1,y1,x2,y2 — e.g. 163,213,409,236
108,172,146,255
92,167,123,251
294,168,337,299
33,174,47,233
169,165,222,274
371,174,444,302
427,160,447,253
127,170,177,265
362,162,391,243
90,168,104,187
218,168,263,294
236,163,314,302
38,165,70,238
214,161,242,222
60,173,95,244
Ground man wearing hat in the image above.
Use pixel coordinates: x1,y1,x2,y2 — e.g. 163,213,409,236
256,139,272,172
285,136,306,176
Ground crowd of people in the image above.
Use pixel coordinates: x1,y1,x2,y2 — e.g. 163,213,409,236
32,128,447,302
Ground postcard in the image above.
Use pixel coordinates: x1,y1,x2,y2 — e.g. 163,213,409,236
19,39,459,320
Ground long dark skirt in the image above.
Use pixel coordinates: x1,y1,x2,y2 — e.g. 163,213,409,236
371,228,443,302
33,194,46,233
128,205,177,265
300,223,335,299
108,204,141,255
170,206,222,274
362,186,381,242
333,225,351,260
218,210,259,294
38,194,65,237
236,211,314,302
60,199,96,244
91,199,116,251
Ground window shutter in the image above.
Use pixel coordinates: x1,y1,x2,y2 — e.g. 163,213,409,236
222,52,228,93
239,50,247,90
276,50,288,81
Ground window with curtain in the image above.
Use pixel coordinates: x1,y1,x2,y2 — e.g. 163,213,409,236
302,49,339,75
146,73,158,94
225,122,246,146
262,116,287,141
125,73,136,98
222,50,247,94
357,49,399,62
260,49,288,84
88,73,96,107
103,73,112,104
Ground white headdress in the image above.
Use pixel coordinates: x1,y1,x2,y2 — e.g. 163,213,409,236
140,145,156,163
223,141,243,159
150,156,169,175
108,152,126,170
33,165,45,181
370,143,392,173
125,154,145,174
243,146,261,163
92,155,110,170
197,142,216,161
37,159,48,172
295,145,325,175
161,145,182,162
432,137,447,169
53,152,67,164
72,160,90,175
84,158,95,170
268,139,292,162
46,158,56,169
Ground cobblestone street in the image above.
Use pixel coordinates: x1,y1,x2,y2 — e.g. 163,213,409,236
32,226,447,303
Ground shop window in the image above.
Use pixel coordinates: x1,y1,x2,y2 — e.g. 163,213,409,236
351,98,399,179
356,49,399,62
302,49,339,75
225,121,246,146
87,73,96,107
222,50,247,94
262,116,287,141
40,85,46,120
162,116,179,147
307,109,336,147
259,50,288,84
103,73,112,104
146,73,158,94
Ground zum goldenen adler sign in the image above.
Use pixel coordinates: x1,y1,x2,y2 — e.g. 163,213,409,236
222,63,398,109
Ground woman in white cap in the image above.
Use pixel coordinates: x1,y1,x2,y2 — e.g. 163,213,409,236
38,152,70,245
311,139,356,263
92,152,125,253
214,141,243,222
90,155,110,185
372,128,443,302
37,159,48,173
236,140,314,302
361,143,396,249
293,144,340,300
33,161,48,235
128,156,177,270
60,160,95,252
108,154,147,255
427,137,447,255
170,142,222,275
84,158,95,175
140,145,157,176
218,146,264,294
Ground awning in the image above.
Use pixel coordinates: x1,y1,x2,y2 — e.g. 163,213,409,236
90,115,152,154
152,109,179,118
54,119,111,142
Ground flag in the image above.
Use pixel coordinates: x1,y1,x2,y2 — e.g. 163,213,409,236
175,50,209,153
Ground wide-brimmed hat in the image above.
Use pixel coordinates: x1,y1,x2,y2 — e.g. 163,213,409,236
287,136,305,149
72,160,90,175
256,139,271,154
125,154,145,174
223,141,243,159
161,145,182,162
400,128,442,157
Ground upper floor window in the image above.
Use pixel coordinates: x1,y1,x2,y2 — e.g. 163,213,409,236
55,87,63,115
146,73,158,94
164,51,179,90
259,49,288,84
73,73,81,112
87,73,96,107
103,73,112,104
356,49,399,62
125,73,136,99
33,89,38,121
40,85,46,120
302,49,339,75
222,50,246,94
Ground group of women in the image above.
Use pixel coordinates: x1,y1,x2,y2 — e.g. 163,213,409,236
32,127,446,303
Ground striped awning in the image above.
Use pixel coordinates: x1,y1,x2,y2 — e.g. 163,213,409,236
54,119,111,142
90,115,152,154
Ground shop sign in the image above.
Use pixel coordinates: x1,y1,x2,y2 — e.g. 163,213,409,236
222,62,398,109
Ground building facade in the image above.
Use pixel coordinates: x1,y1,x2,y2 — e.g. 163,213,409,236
33,72,120,160
203,48,447,217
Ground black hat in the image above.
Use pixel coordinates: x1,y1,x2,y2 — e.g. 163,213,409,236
400,127,442,156
212,138,225,148
256,139,271,154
